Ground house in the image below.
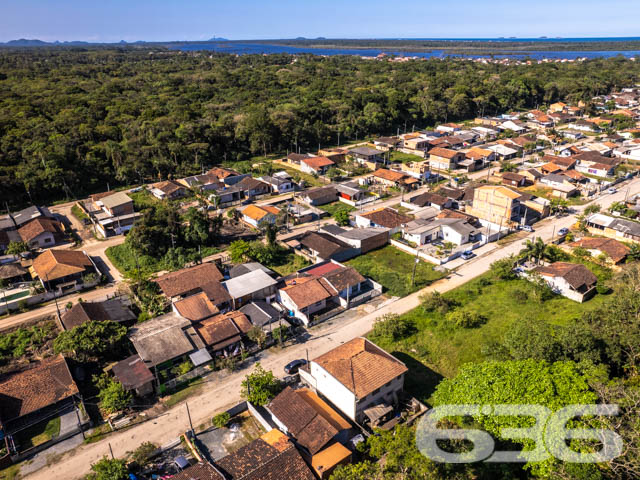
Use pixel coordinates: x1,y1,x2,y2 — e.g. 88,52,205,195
299,186,338,206
241,205,280,228
521,168,544,184
335,181,367,204
236,177,271,199
298,231,359,263
195,310,253,355
586,213,640,243
562,130,585,141
436,123,461,133
214,429,316,480
348,146,385,168
149,180,186,200
300,156,335,175
279,276,337,326
239,301,281,333
560,169,587,183
532,262,597,303
87,191,141,238
266,387,353,478
319,225,389,253
370,169,419,190
569,119,600,132
540,162,563,175
0,263,28,286
154,262,228,307
0,355,83,456
173,292,220,322
111,354,155,397
374,136,401,150
403,218,478,246
542,155,576,171
299,337,408,424
570,237,630,265
465,185,525,227
540,173,572,189
405,192,452,210
437,186,466,204
17,217,65,249
402,136,430,154
259,172,296,193
486,143,518,160
354,208,412,234
501,172,527,188
397,161,431,181
428,147,465,171
32,249,98,293
223,269,279,308
8,206,54,229
178,173,223,192
303,262,370,308
228,262,275,279
129,312,202,372
97,191,135,217
552,183,578,199
402,219,441,245
207,167,249,186
464,147,496,167
60,298,135,330
549,102,568,113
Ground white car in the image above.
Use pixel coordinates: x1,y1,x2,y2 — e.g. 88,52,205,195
608,188,617,194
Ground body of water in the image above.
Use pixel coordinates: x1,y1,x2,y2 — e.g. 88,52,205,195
171,42,640,60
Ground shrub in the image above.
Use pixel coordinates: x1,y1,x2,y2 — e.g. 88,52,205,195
420,291,454,314
512,289,529,304
446,309,487,328
213,412,231,429
371,313,416,340
489,256,517,280
573,246,591,258
596,284,612,295
173,360,192,376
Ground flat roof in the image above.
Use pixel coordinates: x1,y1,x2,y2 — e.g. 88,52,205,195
223,269,277,299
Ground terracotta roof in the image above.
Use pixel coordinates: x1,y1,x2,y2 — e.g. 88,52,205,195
543,155,575,168
196,311,252,349
299,231,352,260
372,168,407,183
570,238,630,263
358,208,412,229
172,462,225,480
409,192,448,207
314,338,407,399
465,147,493,160
111,354,154,391
215,434,315,480
0,263,27,280
534,262,597,290
502,172,525,182
561,170,586,181
18,217,63,243
429,147,460,159
155,263,224,298
301,156,335,169
207,167,242,179
174,292,220,322
0,355,79,423
541,162,562,173
242,205,280,222
268,387,339,454
280,277,336,310
151,180,184,195
32,249,93,282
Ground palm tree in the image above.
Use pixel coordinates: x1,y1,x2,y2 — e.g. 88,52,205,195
521,237,548,265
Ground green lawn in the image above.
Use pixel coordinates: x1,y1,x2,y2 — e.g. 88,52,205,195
129,190,160,210
70,204,89,221
346,245,446,297
390,151,424,164
368,273,609,400
14,416,60,449
317,201,356,217
264,251,311,276
164,377,205,407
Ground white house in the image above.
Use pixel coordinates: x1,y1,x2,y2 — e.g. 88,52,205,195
530,262,597,303
240,205,280,228
299,337,408,423
278,277,336,326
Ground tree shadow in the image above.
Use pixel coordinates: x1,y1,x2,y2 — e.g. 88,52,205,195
392,351,443,406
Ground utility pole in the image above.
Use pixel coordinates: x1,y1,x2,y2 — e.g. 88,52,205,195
551,225,556,244
186,402,194,437
108,443,115,460
411,249,420,287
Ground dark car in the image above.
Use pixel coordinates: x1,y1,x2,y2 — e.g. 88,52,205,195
284,359,307,375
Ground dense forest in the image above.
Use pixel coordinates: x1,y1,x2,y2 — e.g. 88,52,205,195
1,47,639,207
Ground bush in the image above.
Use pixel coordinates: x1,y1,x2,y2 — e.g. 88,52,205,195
446,309,487,328
213,412,231,429
420,291,454,314
573,246,591,258
173,360,192,376
512,289,529,304
489,256,517,280
596,284,612,295
371,313,416,340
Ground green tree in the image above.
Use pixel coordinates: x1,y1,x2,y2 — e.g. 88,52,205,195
229,239,251,263
247,325,267,348
241,363,283,406
93,373,132,414
330,461,383,480
489,255,517,280
53,320,128,362
86,457,128,480
6,241,29,255
334,208,351,226
213,412,231,429
370,313,416,341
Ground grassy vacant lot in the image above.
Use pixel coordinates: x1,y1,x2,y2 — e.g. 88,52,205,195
346,245,445,297
70,204,88,221
264,251,311,276
521,186,588,206
390,151,424,164
369,272,609,400
317,201,355,217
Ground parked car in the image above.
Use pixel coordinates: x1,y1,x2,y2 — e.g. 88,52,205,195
521,225,534,232
461,251,474,260
284,359,307,375
558,227,569,236
608,188,617,194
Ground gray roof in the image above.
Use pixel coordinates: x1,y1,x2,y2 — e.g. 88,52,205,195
542,173,568,184
189,348,213,367
240,301,280,327
129,312,194,367
319,225,347,236
349,146,381,157
223,269,278,299
0,216,14,231
101,191,132,209
610,218,640,237
404,219,439,235
11,206,49,227
228,262,274,279
437,218,478,236
338,227,390,240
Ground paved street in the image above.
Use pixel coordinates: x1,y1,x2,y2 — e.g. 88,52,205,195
23,176,640,480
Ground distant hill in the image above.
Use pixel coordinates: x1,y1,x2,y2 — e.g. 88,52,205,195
4,39,49,46
208,37,228,41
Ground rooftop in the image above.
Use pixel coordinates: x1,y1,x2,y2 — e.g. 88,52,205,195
534,262,597,290
32,249,93,282
358,208,412,229
61,298,135,330
299,231,352,260
111,354,154,391
100,191,133,209
570,237,630,263
195,311,253,350
280,277,336,309
313,337,408,399
223,269,278,299
18,217,64,243
155,263,224,298
174,292,220,322
129,312,194,367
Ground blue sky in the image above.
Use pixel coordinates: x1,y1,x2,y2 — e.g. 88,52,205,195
2,0,639,42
